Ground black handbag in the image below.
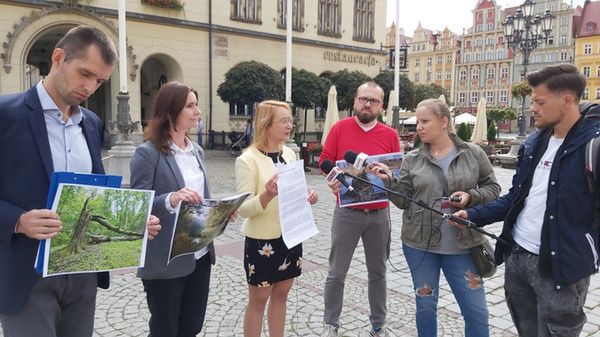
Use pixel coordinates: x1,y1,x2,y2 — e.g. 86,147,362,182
470,239,497,278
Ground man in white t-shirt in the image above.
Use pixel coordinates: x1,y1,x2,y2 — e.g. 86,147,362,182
454,64,600,337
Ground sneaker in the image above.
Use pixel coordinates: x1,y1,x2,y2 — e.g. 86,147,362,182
369,325,389,337
321,324,339,337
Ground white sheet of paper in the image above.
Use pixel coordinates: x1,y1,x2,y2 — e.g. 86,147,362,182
276,160,318,248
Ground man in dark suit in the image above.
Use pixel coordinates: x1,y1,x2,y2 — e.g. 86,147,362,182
0,26,160,337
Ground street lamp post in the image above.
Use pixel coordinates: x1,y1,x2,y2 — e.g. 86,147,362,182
502,0,554,137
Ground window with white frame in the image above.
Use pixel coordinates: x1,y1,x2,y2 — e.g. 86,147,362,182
436,71,442,80
547,35,554,45
459,92,466,104
475,38,482,47
497,50,505,59
415,73,420,82
318,0,341,37
500,67,508,78
465,54,471,63
487,23,494,30
534,54,542,63
459,69,467,81
437,56,443,64
471,92,479,104
583,88,589,100
487,67,495,79
560,52,568,61
597,66,600,78
499,90,507,103
353,0,375,42
560,34,567,44
415,58,421,66
486,91,494,103
427,57,432,66
426,71,432,81
583,66,591,78
446,54,453,63
596,88,600,99
472,68,479,80
487,37,494,45
231,0,262,23
584,44,592,54
547,53,554,62
277,0,304,31
446,72,452,80
475,53,481,62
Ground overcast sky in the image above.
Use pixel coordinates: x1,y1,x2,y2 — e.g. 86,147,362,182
386,0,586,35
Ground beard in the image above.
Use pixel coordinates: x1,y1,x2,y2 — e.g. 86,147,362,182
354,109,378,124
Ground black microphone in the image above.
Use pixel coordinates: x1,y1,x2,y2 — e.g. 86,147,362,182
344,150,373,169
320,160,354,191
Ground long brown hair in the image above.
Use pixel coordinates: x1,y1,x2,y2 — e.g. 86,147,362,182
251,100,292,152
144,81,198,154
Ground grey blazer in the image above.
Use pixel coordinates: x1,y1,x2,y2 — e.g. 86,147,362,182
130,140,216,280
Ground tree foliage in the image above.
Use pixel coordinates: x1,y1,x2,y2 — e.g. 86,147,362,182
413,83,446,109
373,71,415,110
329,69,372,112
511,81,532,103
457,123,472,141
291,68,328,110
217,61,284,106
487,120,497,141
488,107,518,123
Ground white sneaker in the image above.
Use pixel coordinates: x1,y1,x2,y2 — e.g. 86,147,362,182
321,324,339,337
369,325,389,337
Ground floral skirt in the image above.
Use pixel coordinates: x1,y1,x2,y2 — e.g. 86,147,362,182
243,236,302,287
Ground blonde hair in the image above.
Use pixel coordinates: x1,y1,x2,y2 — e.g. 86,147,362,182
251,100,292,152
416,98,455,134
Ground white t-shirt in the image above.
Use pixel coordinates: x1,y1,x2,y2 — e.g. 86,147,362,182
513,136,564,254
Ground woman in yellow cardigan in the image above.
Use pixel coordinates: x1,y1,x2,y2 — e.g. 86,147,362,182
235,100,318,337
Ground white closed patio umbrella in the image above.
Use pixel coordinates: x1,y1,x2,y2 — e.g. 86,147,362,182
386,90,397,126
321,86,340,145
470,97,488,144
438,94,447,104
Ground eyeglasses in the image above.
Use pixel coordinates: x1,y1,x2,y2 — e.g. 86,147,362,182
277,117,293,125
357,96,383,105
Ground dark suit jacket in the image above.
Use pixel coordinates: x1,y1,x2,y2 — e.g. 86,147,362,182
0,86,108,314
130,141,216,280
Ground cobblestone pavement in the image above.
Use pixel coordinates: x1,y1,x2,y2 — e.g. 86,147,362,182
4,149,600,337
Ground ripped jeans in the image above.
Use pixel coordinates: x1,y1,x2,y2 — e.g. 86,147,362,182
504,248,589,337
403,244,489,337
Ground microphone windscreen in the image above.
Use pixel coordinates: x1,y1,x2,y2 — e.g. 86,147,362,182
320,160,335,174
344,150,359,164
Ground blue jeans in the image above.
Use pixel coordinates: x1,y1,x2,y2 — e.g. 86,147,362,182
403,244,489,337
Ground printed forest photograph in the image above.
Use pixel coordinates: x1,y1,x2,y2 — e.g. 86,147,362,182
169,193,249,261
45,184,154,276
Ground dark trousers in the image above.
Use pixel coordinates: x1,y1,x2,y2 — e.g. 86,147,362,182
142,254,212,337
0,274,97,337
504,247,589,337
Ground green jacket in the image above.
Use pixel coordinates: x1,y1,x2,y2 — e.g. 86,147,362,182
389,134,501,249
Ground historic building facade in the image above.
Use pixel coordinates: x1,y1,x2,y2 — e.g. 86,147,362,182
0,0,387,146
575,0,600,104
407,24,460,102
454,0,513,116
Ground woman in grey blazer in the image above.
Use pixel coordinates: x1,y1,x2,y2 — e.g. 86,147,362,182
130,82,215,337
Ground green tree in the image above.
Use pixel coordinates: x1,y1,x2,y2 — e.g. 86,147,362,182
413,83,446,109
488,107,518,126
217,61,284,107
291,69,329,141
487,120,497,142
457,123,471,141
329,69,372,112
373,71,415,110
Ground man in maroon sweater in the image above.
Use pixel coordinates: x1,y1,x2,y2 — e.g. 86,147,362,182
319,82,400,337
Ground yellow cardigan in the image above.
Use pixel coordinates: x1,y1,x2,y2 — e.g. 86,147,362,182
235,146,297,239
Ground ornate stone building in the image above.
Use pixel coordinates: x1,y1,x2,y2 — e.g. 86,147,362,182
407,24,460,102
0,0,387,146
454,0,513,117
575,0,600,104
